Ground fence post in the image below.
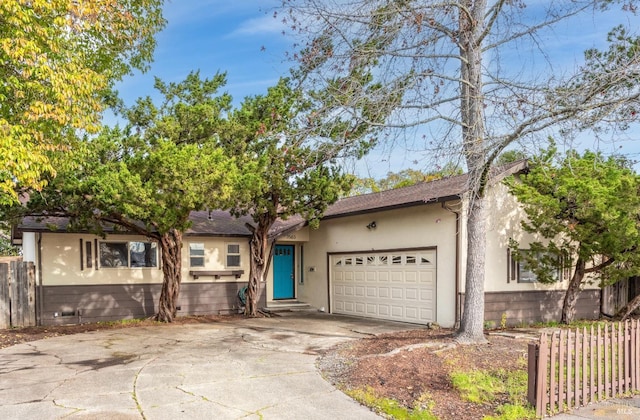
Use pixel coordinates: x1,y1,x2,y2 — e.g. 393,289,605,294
0,263,8,329
9,261,36,327
528,342,538,406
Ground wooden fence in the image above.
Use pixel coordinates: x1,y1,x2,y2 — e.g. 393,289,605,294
528,320,640,417
0,261,36,329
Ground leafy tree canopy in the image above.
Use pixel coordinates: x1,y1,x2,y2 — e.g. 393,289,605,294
0,0,165,206
18,72,246,322
507,144,640,322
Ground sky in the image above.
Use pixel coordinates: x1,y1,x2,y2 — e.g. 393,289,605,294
110,1,640,179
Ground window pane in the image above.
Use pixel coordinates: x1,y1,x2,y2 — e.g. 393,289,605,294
228,244,240,254
227,255,241,267
85,241,93,268
130,242,157,268
189,243,205,267
100,242,128,267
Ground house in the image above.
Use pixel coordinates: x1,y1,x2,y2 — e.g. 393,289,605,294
12,160,600,327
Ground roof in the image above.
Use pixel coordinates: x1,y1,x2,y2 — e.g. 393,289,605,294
14,160,527,238
322,159,527,219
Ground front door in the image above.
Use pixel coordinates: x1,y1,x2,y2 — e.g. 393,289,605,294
273,244,295,299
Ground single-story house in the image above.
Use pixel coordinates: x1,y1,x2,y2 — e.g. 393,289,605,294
12,160,601,327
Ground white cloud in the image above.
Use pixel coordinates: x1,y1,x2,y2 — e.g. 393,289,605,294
231,14,286,37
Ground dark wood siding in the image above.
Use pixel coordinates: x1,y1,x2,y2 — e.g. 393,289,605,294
481,290,600,327
40,282,265,326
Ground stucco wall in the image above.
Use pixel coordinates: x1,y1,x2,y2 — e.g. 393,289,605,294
40,233,251,286
482,181,599,293
299,203,458,327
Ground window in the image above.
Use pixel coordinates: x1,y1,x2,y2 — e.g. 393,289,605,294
85,241,93,269
226,243,241,267
509,249,560,283
189,243,205,267
100,241,157,268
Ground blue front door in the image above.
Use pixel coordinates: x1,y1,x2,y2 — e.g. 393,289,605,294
273,245,295,299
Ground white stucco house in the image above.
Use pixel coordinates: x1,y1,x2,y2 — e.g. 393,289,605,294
13,160,600,327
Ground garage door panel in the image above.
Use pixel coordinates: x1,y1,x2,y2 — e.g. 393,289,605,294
405,288,418,301
331,249,436,325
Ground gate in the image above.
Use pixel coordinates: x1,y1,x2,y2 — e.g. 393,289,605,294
0,261,36,328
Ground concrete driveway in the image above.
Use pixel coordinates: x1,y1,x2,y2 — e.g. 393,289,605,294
0,312,419,419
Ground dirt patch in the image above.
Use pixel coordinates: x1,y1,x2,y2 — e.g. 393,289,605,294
318,328,533,420
0,314,241,349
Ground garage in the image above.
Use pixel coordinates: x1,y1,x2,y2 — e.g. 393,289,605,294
330,248,436,325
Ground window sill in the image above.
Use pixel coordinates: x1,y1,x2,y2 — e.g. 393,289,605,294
189,270,244,280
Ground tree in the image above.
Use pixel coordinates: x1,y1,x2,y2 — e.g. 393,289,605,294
0,0,165,206
507,146,640,323
280,0,640,343
223,78,352,316
18,73,242,322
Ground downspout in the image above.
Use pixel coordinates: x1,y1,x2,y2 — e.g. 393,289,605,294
37,233,43,326
442,200,462,328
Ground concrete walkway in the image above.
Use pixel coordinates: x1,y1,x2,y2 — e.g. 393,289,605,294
0,312,416,419
549,397,640,419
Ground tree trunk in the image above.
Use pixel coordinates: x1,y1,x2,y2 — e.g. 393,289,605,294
455,0,489,344
561,256,585,324
456,195,489,344
617,292,640,321
246,215,276,317
156,229,183,322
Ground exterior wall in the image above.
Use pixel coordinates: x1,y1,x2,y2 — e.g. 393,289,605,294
181,237,250,283
483,181,599,293
300,203,458,328
41,233,165,286
37,232,260,325
40,282,265,326
482,290,600,327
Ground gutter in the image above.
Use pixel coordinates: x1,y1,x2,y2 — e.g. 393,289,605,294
442,200,462,328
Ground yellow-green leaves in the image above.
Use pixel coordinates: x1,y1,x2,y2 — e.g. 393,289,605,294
0,0,164,205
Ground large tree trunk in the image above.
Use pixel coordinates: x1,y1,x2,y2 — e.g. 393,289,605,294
246,215,276,317
156,229,183,322
561,256,586,324
456,195,489,344
455,0,489,344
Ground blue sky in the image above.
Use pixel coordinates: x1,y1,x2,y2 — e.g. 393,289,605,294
111,1,640,179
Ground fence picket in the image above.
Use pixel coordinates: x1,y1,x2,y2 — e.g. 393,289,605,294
550,331,558,412
558,330,566,410
530,321,640,418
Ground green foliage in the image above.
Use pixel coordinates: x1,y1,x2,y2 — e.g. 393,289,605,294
506,144,640,287
0,222,19,256
496,151,528,166
225,78,353,228
349,164,463,195
346,386,437,420
0,0,165,206
451,369,534,420
23,72,239,238
451,370,503,404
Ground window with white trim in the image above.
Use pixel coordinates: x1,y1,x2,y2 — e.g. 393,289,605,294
99,241,158,268
189,243,205,267
226,243,241,267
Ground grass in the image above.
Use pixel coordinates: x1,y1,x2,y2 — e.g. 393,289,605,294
345,386,438,420
451,368,536,420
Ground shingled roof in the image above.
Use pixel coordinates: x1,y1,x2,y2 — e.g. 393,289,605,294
322,159,527,219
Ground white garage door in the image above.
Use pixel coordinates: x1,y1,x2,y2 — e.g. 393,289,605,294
330,249,436,325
